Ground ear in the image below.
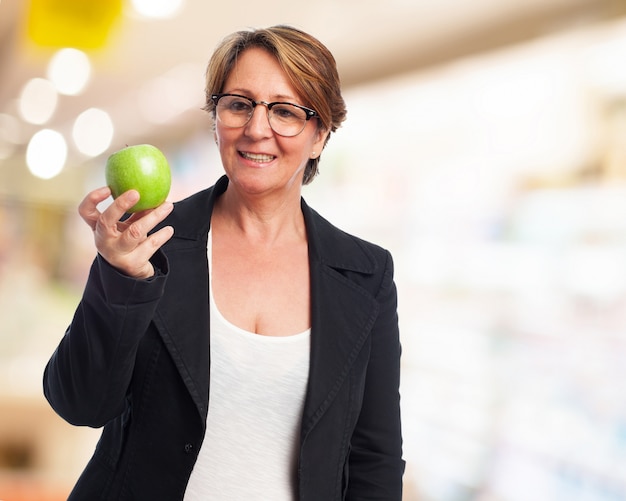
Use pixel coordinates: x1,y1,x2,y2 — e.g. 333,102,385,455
312,127,329,154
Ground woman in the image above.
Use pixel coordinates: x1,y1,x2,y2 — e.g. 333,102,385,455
44,25,404,500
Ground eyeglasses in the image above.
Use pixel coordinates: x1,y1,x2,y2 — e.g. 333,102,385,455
211,93,318,137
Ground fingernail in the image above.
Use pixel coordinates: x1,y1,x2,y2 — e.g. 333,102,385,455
161,202,174,213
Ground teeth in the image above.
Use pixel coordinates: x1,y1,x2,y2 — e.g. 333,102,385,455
241,151,274,162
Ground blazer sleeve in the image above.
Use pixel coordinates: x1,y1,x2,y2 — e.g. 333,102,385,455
43,251,168,428
347,249,405,500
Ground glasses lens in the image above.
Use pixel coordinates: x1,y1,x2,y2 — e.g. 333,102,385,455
215,95,310,137
216,95,254,128
268,104,308,137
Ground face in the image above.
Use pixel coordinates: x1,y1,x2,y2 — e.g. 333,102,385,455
215,47,328,198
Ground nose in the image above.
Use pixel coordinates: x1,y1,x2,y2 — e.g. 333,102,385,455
244,102,272,138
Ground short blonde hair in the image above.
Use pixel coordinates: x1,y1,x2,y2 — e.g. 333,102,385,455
204,25,347,184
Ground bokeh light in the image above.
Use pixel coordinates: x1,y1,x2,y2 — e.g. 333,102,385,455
72,108,114,156
26,129,67,179
47,48,92,96
131,0,184,19
18,78,58,125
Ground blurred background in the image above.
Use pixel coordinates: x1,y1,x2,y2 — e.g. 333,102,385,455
2,0,626,500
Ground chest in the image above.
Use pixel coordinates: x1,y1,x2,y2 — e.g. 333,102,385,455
208,233,311,336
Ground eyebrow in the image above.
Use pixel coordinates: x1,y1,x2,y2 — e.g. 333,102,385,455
225,89,301,103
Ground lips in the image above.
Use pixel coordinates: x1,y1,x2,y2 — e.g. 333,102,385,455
239,151,276,163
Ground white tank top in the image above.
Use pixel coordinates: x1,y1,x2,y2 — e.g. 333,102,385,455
183,233,311,500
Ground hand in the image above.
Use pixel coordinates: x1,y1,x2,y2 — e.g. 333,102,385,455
78,187,175,279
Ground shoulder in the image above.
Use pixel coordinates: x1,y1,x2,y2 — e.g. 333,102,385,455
302,200,393,279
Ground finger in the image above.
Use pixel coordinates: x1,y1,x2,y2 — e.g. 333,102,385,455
78,187,111,230
107,225,174,280
98,190,141,232
117,201,174,252
136,225,175,262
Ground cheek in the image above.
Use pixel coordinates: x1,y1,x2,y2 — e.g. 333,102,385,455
280,138,311,165
215,126,238,149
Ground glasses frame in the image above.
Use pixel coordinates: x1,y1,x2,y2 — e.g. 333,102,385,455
211,93,319,137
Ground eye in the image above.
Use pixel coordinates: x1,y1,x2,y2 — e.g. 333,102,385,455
272,104,304,121
226,97,253,113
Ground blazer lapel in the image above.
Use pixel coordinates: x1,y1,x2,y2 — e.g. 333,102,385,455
151,176,228,422
153,240,211,421
300,200,380,436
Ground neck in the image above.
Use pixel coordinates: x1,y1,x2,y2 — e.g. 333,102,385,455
213,183,306,245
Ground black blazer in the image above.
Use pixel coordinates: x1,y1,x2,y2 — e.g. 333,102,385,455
44,175,404,500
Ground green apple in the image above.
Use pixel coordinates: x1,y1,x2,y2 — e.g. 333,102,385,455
105,144,171,213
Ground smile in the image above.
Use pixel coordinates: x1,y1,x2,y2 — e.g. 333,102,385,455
239,151,276,163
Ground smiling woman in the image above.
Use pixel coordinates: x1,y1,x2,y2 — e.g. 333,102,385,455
209,47,329,200
203,25,347,185
43,25,404,501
